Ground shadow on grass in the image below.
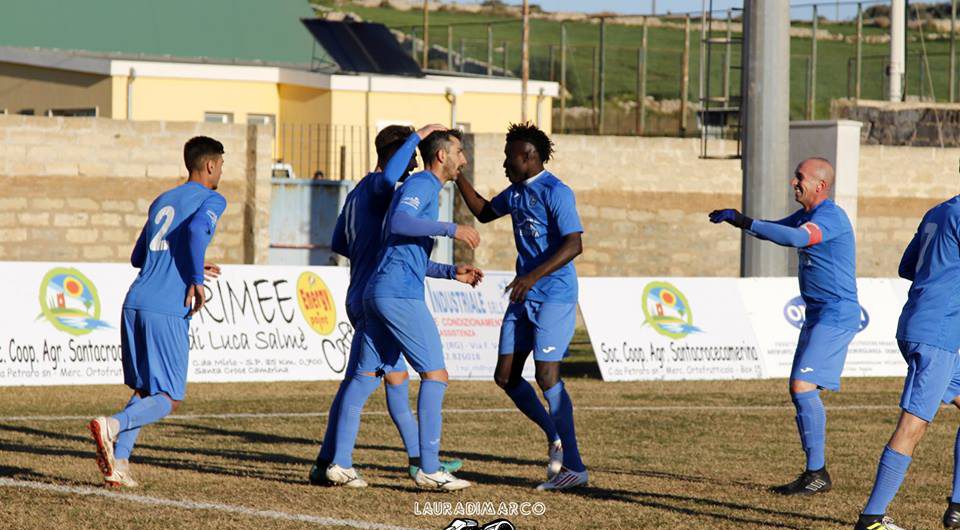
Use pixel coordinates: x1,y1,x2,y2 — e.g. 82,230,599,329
565,484,849,529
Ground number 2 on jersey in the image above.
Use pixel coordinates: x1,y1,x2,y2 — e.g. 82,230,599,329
915,222,938,273
148,205,176,251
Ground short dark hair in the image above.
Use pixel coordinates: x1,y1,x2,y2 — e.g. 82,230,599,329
375,125,415,168
506,122,553,163
419,129,463,166
183,136,225,173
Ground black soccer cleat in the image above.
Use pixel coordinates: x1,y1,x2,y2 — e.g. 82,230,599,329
854,514,907,530
770,467,832,496
944,499,960,528
308,457,331,486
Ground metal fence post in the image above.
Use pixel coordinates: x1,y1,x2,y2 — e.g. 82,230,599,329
487,24,493,75
447,25,453,71
560,23,567,133
599,17,606,134
808,5,818,120
856,3,863,100
640,18,648,135
680,15,690,136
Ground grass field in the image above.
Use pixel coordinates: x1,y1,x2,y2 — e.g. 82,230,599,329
1,338,959,530
316,0,960,121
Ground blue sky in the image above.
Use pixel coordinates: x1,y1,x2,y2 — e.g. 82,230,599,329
490,1,869,20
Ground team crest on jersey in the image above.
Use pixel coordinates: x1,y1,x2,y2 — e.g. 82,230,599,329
641,281,701,339
37,267,111,335
783,296,870,331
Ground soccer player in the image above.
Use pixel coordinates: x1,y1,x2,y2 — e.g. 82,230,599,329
852,190,960,530
309,123,476,487
324,129,481,490
709,157,859,496
454,122,588,491
88,136,228,487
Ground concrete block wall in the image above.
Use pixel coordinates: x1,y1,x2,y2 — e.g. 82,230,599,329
0,115,272,264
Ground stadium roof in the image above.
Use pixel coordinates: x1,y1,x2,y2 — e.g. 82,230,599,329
0,0,318,66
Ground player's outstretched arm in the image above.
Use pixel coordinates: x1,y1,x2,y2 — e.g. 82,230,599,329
455,174,502,223
709,208,815,248
505,232,582,303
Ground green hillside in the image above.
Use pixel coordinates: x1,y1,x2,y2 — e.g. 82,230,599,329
316,1,959,123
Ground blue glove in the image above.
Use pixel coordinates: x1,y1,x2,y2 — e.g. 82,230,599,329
709,209,753,230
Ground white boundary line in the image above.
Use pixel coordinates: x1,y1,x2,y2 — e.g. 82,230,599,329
0,404,899,422
0,478,422,530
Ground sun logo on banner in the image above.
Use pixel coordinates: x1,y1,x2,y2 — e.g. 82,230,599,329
37,267,111,335
641,281,702,339
296,271,336,335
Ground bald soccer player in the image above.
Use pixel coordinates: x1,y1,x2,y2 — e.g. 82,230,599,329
709,157,860,496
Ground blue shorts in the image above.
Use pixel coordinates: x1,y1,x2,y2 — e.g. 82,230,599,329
498,301,577,362
898,340,960,422
344,301,406,377
357,297,445,375
120,308,190,401
790,322,857,392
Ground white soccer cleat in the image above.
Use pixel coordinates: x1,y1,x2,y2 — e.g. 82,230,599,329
104,459,139,488
324,464,368,488
415,468,471,491
88,416,116,479
537,467,588,491
547,439,563,480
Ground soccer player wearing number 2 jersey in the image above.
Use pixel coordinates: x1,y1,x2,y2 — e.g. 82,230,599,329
853,185,960,530
88,136,227,488
710,157,860,497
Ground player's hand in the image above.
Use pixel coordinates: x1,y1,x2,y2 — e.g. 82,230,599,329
455,265,484,287
708,208,739,224
505,274,536,303
417,123,446,139
454,224,481,249
184,284,205,316
204,262,221,280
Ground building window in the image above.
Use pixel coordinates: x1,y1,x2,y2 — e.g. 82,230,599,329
247,114,275,126
204,112,233,124
18,109,35,116
48,108,98,117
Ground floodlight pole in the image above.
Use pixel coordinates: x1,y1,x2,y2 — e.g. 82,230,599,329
889,0,905,101
522,0,530,122
740,0,791,277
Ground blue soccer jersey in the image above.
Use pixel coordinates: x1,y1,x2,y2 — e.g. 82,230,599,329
332,132,421,308
751,199,860,330
123,182,227,318
489,170,583,303
896,195,960,352
365,170,453,300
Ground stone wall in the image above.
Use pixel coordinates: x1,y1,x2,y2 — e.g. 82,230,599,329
832,99,960,147
458,133,960,278
0,116,272,264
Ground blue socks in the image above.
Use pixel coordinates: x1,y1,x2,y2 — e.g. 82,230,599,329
792,389,827,471
864,446,912,515
113,393,143,460
112,393,173,432
417,380,447,474
386,379,420,460
953,427,960,503
544,380,585,472
317,379,349,463
506,379,560,445
331,374,380,469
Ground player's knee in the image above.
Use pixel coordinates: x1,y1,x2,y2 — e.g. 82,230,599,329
535,372,559,392
422,368,448,383
789,379,817,395
383,370,409,386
